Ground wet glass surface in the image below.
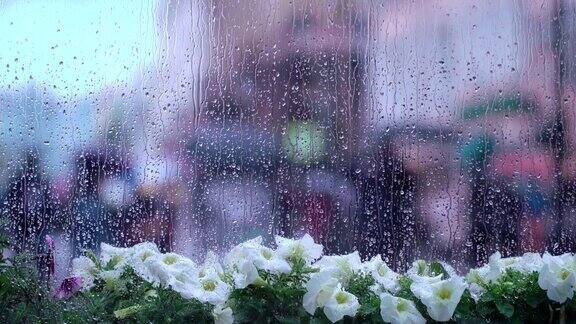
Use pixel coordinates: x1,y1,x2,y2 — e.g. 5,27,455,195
1,1,576,281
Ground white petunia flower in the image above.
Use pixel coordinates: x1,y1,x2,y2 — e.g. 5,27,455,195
99,268,125,287
129,242,161,284
370,283,386,296
275,234,323,264
538,252,576,304
303,270,339,315
365,254,399,293
322,284,360,323
485,252,508,282
478,251,542,284
225,237,264,288
225,236,264,265
100,243,131,270
72,256,98,290
169,270,198,298
407,260,444,284
212,304,234,324
314,252,362,285
464,252,507,293
497,254,521,268
411,276,466,322
226,236,290,274
379,292,426,324
230,257,260,289
485,252,522,282
512,252,543,274
146,252,197,286
130,242,160,263
198,251,224,278
465,252,507,300
190,271,231,305
466,266,488,286
466,252,544,301
250,245,291,274
225,236,291,286
466,281,485,302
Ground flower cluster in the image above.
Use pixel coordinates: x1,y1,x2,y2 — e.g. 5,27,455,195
66,234,576,323
72,241,233,323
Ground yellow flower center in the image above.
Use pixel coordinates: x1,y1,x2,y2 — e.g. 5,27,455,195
436,287,452,300
108,255,124,268
559,269,571,281
336,259,353,276
163,255,178,265
291,245,305,259
202,279,217,292
335,292,348,304
140,251,153,262
261,249,273,260
396,299,408,312
416,260,427,275
378,264,389,277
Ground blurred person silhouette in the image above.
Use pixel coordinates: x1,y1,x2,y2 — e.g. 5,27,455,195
101,172,136,247
384,127,469,268
69,151,125,255
352,134,424,271
1,150,55,253
188,93,276,253
121,185,174,252
461,134,522,265
460,95,546,265
272,50,363,255
120,152,182,252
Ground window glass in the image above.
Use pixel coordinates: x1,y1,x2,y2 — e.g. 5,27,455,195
1,0,576,280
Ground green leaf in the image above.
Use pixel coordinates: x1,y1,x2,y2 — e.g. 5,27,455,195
429,261,449,278
114,304,143,319
476,301,496,318
524,289,546,308
495,301,514,318
85,250,101,268
275,315,302,324
454,290,475,318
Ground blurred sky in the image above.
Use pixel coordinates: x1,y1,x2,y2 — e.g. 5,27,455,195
0,0,160,180
0,0,157,96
